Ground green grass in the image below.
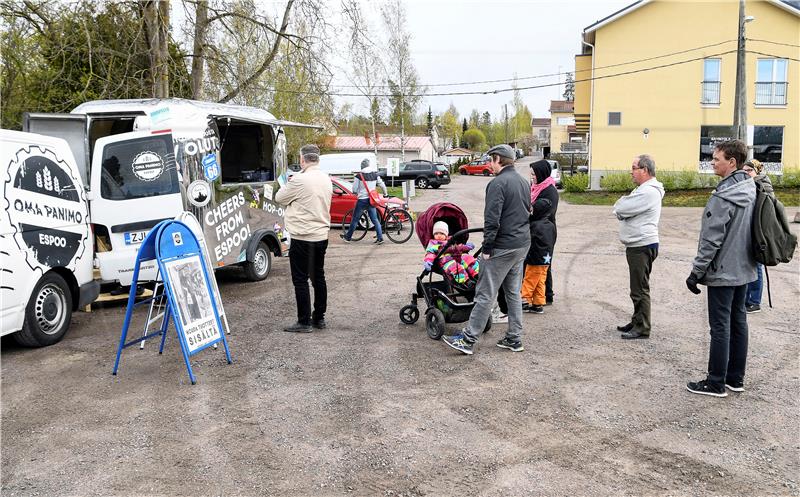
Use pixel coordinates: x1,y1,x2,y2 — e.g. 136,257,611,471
562,188,800,207
386,185,424,199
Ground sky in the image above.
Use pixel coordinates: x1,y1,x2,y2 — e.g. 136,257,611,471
337,0,635,121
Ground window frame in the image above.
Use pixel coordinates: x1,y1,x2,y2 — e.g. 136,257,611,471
608,112,622,126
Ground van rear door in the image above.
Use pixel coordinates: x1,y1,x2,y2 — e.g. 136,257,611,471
23,113,89,186
90,131,183,285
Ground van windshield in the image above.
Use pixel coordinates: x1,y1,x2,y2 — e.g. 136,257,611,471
100,134,180,200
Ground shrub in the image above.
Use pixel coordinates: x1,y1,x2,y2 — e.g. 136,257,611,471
550,153,587,168
770,169,800,188
562,173,589,192
600,173,633,192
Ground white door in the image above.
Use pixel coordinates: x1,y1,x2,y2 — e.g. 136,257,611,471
91,131,183,285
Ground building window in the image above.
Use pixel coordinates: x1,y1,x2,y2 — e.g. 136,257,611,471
756,59,788,105
702,58,721,105
556,116,575,126
538,129,548,140
608,112,621,126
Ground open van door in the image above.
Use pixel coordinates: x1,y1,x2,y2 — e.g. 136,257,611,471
90,131,183,285
23,112,89,186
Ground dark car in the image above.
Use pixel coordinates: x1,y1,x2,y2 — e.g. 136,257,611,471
381,159,451,189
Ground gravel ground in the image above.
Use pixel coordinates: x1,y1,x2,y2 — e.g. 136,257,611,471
2,161,799,496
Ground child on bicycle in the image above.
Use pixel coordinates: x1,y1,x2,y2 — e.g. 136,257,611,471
423,221,480,285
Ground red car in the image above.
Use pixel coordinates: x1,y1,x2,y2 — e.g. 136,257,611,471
458,157,493,176
329,177,406,224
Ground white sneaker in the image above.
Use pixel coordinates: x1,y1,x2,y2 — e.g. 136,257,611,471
493,313,508,324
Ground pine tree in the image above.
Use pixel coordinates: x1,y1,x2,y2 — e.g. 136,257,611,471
426,106,433,136
563,72,575,101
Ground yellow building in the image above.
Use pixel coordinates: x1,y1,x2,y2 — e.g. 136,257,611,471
575,0,800,186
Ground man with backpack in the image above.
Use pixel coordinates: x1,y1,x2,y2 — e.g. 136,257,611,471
685,140,756,398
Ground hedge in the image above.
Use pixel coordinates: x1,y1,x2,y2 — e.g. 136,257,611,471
562,173,589,192
596,169,798,192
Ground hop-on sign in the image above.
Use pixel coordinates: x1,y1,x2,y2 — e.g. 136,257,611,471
112,219,231,384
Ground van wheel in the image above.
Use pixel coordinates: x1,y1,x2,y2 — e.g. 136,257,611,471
244,242,271,281
16,273,73,347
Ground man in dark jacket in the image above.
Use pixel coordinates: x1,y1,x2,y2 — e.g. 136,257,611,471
443,144,531,355
686,140,757,397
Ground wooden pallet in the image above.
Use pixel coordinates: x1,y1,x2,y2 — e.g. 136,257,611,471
83,288,154,312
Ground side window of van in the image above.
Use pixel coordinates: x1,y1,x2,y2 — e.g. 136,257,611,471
100,135,180,200
217,122,275,184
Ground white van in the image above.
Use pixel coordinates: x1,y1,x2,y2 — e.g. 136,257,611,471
24,98,318,286
1,130,99,346
318,152,377,177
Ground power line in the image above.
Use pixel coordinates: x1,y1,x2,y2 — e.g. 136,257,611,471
748,38,800,48
257,49,795,98
264,49,741,97
325,39,737,89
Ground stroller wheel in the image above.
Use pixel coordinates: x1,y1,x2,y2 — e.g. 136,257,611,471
399,305,419,324
426,308,446,340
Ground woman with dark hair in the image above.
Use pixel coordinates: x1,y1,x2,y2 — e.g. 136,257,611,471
521,160,559,314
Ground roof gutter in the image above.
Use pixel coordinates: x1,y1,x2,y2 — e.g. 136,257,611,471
582,35,596,191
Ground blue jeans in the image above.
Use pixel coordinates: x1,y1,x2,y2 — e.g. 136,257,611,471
745,263,763,306
345,198,383,241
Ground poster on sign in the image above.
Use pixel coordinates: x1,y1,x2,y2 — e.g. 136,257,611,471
163,255,220,353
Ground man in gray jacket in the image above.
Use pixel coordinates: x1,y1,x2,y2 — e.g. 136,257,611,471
686,140,757,397
612,154,664,339
443,144,531,355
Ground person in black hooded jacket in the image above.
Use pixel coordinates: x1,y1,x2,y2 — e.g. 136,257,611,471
521,160,559,314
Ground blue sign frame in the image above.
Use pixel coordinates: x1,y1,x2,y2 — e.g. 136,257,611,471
112,220,231,384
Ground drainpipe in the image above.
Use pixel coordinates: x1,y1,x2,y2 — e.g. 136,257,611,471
582,36,596,190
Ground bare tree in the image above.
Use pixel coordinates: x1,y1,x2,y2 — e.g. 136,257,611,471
341,0,386,156
141,0,170,98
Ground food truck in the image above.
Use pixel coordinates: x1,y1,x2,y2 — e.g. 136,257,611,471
24,98,319,287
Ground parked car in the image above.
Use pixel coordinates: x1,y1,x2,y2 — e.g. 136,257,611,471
379,160,450,189
458,157,493,176
329,176,406,224
547,160,562,189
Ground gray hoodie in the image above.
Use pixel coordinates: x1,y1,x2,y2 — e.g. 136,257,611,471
691,169,757,286
613,177,665,247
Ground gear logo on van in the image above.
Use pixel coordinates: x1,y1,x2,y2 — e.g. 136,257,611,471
3,145,89,272
131,150,165,182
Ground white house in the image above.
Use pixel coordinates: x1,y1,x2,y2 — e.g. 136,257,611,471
329,135,436,166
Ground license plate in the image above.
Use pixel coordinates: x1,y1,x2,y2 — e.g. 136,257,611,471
124,230,148,245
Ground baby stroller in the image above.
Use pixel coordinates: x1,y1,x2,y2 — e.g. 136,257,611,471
398,202,490,340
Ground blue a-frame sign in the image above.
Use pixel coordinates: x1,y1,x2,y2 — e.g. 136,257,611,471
112,220,231,384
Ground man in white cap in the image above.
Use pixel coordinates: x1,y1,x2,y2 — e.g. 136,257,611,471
443,144,531,355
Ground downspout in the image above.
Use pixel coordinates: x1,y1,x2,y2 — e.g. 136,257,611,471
582,36,596,190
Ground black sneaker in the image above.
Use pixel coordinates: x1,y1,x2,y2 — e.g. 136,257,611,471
617,322,634,332
527,305,544,314
339,234,352,243
283,322,312,333
442,333,474,355
746,304,761,314
686,379,728,398
312,319,326,329
725,381,745,392
496,337,524,352
374,239,384,245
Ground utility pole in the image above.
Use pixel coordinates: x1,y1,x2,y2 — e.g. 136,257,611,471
733,0,748,144
504,104,509,144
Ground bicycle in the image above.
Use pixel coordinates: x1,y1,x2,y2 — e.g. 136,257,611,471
341,201,414,244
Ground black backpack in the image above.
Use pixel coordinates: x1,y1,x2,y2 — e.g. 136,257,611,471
751,176,797,305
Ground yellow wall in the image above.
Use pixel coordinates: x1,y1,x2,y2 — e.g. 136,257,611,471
586,0,799,172
550,111,574,152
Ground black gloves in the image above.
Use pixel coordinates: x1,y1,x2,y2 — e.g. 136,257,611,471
686,274,701,295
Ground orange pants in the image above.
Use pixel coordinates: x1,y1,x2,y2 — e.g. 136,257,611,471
521,264,549,306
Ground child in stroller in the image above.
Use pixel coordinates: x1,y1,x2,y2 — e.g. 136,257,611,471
399,203,491,340
423,221,480,287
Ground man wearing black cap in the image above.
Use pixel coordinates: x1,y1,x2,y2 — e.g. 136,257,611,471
443,144,531,355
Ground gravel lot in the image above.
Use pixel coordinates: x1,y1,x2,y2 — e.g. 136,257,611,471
2,161,799,496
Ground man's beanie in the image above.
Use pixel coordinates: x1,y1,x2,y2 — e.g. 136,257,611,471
531,159,551,184
486,144,515,160
360,158,370,169
433,221,449,236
